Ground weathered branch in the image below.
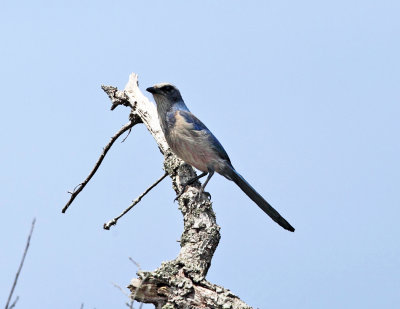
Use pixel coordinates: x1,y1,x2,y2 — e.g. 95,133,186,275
100,73,253,309
62,117,140,213
5,218,36,309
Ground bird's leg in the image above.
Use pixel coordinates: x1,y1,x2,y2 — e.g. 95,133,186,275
175,171,208,201
197,170,215,200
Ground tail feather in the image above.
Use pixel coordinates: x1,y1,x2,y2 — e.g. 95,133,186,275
225,167,295,232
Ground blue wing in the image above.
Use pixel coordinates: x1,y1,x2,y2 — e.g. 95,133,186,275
177,110,232,164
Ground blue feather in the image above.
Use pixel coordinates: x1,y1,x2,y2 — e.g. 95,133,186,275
177,110,231,164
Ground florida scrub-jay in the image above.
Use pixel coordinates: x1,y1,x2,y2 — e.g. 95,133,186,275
146,83,295,232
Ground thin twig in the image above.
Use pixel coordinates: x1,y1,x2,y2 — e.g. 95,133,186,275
131,274,149,309
121,128,132,143
131,262,149,309
113,282,134,308
62,121,137,213
7,297,18,309
128,257,141,269
127,258,147,309
80,303,84,309
5,218,36,309
103,172,168,230
112,282,131,298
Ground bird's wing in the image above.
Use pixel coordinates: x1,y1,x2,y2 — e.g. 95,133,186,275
175,110,232,164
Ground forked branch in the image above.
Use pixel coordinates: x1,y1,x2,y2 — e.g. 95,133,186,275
63,73,252,308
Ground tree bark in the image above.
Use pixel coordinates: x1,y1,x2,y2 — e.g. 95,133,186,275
102,73,252,309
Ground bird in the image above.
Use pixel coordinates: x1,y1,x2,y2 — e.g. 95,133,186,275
146,83,295,232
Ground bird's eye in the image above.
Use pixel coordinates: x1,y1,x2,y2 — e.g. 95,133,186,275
163,86,172,92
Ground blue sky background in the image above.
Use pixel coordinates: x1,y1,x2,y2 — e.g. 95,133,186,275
1,1,399,308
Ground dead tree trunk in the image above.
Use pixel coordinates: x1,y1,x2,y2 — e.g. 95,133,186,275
65,73,252,308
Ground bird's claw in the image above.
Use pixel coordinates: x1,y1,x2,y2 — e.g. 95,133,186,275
174,184,188,202
174,193,182,202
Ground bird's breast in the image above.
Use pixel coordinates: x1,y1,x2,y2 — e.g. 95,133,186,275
166,114,225,173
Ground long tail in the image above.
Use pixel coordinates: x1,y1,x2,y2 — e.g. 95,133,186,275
225,166,295,232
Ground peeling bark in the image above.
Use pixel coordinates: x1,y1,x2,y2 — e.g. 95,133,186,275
102,74,252,309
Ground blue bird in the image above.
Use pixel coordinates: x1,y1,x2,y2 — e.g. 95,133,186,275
146,83,295,232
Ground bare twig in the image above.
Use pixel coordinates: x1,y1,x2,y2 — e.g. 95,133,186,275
80,303,84,309
7,297,18,309
112,282,130,298
132,276,149,308
113,282,135,308
130,275,150,309
112,257,145,309
62,121,137,213
5,218,36,309
128,257,141,269
103,172,168,230
127,258,147,309
121,128,132,143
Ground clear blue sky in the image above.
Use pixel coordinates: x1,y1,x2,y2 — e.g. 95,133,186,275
1,1,399,308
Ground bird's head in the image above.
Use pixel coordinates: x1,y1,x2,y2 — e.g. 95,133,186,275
146,83,183,104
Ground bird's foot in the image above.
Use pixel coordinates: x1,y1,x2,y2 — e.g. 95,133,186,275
174,191,184,202
203,191,211,200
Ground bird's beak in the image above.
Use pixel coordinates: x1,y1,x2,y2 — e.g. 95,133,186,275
146,86,158,94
